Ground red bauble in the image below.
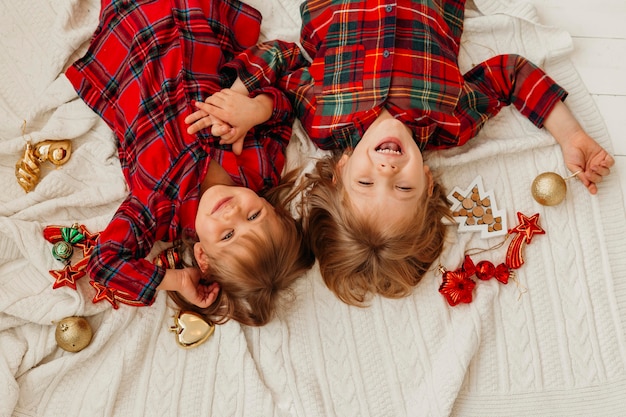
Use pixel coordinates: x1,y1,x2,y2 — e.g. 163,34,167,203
475,261,495,280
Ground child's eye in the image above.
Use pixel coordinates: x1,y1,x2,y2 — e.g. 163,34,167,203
358,181,373,186
221,230,234,241
396,186,412,191
247,210,261,221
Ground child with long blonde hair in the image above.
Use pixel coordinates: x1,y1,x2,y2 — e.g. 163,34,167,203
190,0,614,306
65,0,313,325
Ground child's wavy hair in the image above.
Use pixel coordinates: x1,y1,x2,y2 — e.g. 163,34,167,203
300,152,452,305
169,170,314,326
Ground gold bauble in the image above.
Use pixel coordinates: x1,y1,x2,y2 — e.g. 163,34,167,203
531,172,567,206
55,316,93,352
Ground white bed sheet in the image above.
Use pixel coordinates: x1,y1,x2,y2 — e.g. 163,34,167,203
1,0,626,416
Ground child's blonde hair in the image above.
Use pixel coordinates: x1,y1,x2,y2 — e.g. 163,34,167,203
169,171,314,326
301,153,451,305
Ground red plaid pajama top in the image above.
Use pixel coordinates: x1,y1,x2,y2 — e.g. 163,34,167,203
65,0,293,306
226,0,568,150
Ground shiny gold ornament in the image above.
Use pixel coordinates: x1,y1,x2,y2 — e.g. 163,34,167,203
169,311,214,349
55,316,93,352
531,171,572,206
15,139,72,192
15,141,41,192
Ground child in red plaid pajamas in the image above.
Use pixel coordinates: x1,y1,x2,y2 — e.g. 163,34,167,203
187,0,614,305
65,0,313,325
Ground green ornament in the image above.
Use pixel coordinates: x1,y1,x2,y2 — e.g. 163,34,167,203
61,226,84,245
52,241,73,262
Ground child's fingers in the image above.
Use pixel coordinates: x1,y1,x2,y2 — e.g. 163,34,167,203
212,124,232,137
231,138,244,155
195,100,213,112
591,165,611,177
187,120,209,134
206,91,227,104
194,282,220,308
218,131,236,144
184,109,207,124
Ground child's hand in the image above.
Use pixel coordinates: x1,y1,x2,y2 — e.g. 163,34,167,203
160,267,220,309
544,101,614,194
185,102,232,136
560,130,614,195
205,88,273,129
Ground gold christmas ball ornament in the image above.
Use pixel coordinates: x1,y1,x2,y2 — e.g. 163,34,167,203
55,316,93,352
531,172,568,206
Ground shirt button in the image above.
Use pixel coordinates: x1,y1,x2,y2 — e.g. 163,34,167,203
385,4,393,12
383,50,390,58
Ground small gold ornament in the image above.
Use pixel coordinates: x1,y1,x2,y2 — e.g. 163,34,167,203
531,172,566,206
531,171,580,206
169,311,214,349
55,316,93,352
15,122,72,192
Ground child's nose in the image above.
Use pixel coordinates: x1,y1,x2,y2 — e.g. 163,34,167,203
378,162,397,173
222,204,240,219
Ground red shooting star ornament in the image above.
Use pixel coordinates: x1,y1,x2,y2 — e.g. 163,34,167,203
439,212,544,306
505,212,545,269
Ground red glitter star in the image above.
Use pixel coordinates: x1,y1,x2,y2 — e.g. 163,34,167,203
76,225,100,258
49,265,86,290
90,281,119,309
506,212,545,269
509,212,545,244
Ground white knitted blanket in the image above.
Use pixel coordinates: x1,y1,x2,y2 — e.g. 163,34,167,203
1,1,626,416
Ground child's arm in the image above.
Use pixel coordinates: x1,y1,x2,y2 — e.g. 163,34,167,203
543,100,614,194
463,54,614,194
157,267,220,308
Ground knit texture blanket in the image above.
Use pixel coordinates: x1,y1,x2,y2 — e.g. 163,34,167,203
1,0,625,416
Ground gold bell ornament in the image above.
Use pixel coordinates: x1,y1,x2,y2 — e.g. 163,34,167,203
55,316,93,352
15,137,72,192
531,171,581,206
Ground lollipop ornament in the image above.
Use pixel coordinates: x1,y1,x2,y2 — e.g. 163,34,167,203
531,170,581,206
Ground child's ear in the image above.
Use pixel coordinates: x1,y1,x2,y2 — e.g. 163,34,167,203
193,242,210,273
337,153,349,168
425,165,434,197
333,154,350,184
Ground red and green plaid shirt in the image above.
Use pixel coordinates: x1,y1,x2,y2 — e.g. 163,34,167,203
227,0,567,151
65,0,293,306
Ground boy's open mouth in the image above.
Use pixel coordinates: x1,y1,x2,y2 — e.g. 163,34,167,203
375,140,403,155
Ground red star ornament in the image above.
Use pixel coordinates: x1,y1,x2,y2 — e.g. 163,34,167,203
49,265,86,290
439,255,477,306
90,281,119,309
75,225,100,258
506,212,545,269
509,212,545,243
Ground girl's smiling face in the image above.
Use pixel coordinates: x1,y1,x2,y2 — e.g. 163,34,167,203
194,185,280,270
338,112,432,228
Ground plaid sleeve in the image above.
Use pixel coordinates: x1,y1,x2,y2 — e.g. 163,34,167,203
86,192,174,306
463,54,568,128
234,107,291,193
249,86,294,129
224,40,309,92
